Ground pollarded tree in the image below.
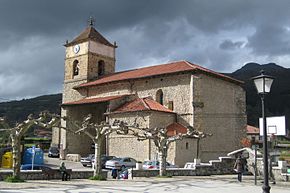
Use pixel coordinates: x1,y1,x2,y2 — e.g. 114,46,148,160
64,114,128,177
0,112,59,179
128,123,211,176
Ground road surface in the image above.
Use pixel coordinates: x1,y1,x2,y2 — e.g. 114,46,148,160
0,176,289,193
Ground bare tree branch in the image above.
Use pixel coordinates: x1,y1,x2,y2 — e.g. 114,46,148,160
60,114,129,177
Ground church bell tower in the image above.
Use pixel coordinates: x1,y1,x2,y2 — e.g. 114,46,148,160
58,18,117,158
62,17,117,103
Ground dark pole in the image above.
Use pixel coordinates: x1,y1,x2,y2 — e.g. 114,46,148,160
254,145,257,185
261,95,270,193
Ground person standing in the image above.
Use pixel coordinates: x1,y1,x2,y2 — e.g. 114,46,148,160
234,155,244,182
111,168,118,179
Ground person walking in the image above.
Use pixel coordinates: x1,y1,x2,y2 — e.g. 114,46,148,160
234,155,244,182
111,168,118,179
60,162,69,181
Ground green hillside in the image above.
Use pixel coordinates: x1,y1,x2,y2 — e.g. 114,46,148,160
0,94,62,124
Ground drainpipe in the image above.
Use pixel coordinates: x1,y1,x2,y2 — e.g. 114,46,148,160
105,103,110,155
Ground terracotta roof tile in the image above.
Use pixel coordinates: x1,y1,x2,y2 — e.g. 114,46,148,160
62,94,130,106
75,61,243,89
65,26,115,47
247,125,260,134
111,97,174,114
166,123,188,137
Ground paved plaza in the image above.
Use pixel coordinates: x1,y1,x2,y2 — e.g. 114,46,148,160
0,176,289,193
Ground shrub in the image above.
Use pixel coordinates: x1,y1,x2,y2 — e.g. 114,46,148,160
89,175,106,181
156,174,172,178
279,157,285,161
4,176,25,183
280,151,290,157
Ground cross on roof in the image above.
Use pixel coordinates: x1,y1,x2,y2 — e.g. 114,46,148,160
88,16,95,27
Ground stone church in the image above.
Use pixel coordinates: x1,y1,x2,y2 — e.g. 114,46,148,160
54,22,246,166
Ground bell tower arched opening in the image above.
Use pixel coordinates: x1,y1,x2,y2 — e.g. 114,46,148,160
73,60,79,77
98,60,105,76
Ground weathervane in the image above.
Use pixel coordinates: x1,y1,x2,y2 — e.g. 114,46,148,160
88,16,95,27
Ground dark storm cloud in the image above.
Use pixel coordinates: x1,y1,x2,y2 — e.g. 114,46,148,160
220,40,244,50
247,24,290,56
1,0,290,100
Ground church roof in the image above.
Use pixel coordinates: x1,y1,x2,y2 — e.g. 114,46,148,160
166,123,188,137
75,60,243,89
62,94,130,106
65,26,115,47
247,125,260,135
110,97,174,114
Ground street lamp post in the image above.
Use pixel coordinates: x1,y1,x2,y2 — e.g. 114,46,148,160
252,70,274,193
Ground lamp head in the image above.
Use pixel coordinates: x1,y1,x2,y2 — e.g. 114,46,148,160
252,70,274,94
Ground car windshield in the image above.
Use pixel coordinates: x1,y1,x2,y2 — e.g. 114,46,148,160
101,156,114,161
111,158,121,161
49,147,58,152
143,161,154,165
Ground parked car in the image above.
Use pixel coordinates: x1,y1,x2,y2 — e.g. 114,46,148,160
101,155,116,168
21,164,52,170
142,160,178,169
48,146,59,158
105,157,137,170
80,154,94,167
83,155,116,168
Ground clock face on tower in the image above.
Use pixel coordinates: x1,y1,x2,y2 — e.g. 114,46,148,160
73,45,80,54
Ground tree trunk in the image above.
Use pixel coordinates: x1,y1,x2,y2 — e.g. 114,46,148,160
158,149,167,176
11,135,21,178
93,141,102,176
196,138,200,159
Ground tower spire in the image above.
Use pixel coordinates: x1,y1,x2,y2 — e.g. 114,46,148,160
88,16,95,27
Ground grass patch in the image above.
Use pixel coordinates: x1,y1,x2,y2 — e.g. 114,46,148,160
24,144,36,148
89,175,107,181
4,176,25,183
156,174,173,178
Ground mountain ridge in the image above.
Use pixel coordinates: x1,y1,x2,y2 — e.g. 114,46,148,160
225,62,290,130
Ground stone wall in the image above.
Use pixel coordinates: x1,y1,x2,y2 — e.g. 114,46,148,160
62,80,87,103
174,138,197,166
0,170,105,181
108,112,151,160
133,73,192,126
193,73,246,161
128,156,236,177
88,82,132,98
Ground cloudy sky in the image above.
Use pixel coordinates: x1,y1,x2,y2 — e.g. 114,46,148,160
1,0,290,101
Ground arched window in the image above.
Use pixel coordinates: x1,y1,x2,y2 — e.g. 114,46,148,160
186,142,189,150
98,60,105,76
73,60,79,76
156,89,164,105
